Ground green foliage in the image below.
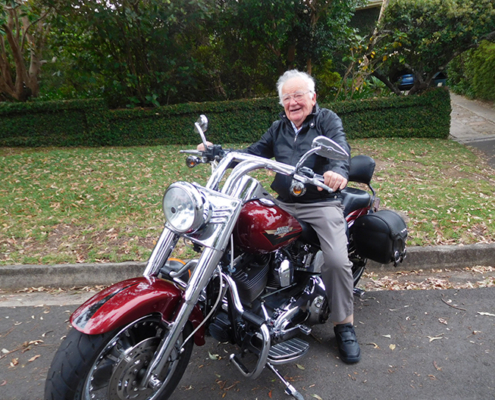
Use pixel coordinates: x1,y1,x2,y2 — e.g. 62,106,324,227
328,88,451,139
312,60,342,102
0,99,106,146
31,0,366,105
42,0,214,107
213,0,364,75
449,40,495,101
0,88,451,147
357,0,495,95
335,76,393,101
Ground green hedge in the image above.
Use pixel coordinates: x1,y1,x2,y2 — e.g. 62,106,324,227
0,99,107,146
448,40,495,102
0,88,450,147
331,88,451,139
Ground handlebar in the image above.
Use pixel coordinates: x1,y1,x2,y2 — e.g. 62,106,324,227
181,145,333,195
180,145,227,168
296,167,333,194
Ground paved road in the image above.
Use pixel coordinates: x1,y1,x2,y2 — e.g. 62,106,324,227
450,92,495,168
1,286,494,400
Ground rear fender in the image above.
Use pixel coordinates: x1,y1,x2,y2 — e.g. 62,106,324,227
70,277,205,346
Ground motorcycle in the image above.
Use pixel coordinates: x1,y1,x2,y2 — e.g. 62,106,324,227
45,115,407,400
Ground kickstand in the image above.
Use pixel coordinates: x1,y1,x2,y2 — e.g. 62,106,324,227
267,363,305,400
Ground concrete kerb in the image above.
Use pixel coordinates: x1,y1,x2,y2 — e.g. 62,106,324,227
1,243,494,291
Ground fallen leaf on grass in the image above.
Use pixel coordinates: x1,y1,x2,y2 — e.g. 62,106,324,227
10,358,19,367
208,352,219,360
382,334,392,338
438,318,448,325
28,355,40,362
296,364,305,370
312,395,323,400
478,312,495,317
389,344,396,351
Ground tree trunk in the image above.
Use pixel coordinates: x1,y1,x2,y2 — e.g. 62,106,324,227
372,70,402,96
0,7,50,101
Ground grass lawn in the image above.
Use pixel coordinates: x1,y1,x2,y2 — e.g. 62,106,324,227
1,138,494,266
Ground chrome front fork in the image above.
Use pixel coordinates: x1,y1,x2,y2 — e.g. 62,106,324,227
140,245,224,389
143,228,178,277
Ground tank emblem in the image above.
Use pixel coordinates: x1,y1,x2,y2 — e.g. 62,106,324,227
262,225,300,247
265,226,293,238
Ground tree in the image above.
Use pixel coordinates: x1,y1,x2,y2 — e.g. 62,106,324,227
206,0,363,99
215,0,362,74
45,0,214,107
352,0,495,95
0,0,52,101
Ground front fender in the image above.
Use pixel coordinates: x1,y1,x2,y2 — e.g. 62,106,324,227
70,277,205,345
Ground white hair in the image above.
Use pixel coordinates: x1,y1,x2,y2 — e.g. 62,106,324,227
277,69,315,106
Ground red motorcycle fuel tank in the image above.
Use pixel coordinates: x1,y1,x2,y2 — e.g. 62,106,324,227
234,199,302,253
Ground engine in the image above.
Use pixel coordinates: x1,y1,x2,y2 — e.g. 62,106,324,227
231,253,271,304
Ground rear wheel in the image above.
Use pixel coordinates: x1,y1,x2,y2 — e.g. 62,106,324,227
351,261,366,287
45,315,193,400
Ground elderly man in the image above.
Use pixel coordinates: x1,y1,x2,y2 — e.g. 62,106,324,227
201,69,360,364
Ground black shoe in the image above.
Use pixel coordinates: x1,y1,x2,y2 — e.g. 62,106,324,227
334,323,361,364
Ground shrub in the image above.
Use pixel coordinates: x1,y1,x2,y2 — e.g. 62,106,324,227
0,88,451,147
448,40,495,102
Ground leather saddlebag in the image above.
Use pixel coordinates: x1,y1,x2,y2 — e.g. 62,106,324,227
353,210,407,266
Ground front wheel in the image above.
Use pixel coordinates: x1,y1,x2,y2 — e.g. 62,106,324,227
45,315,193,400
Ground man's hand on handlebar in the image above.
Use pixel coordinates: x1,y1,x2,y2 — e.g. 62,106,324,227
318,171,347,192
197,141,213,151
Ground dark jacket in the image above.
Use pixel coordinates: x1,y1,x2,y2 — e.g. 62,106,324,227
245,103,350,203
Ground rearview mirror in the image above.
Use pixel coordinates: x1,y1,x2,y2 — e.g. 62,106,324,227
194,115,209,148
196,115,208,132
311,136,349,160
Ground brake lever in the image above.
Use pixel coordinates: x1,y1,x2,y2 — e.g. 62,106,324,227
296,168,334,193
180,150,203,156
312,178,333,193
309,173,333,193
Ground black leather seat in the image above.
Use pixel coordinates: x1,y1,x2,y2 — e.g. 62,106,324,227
341,187,371,217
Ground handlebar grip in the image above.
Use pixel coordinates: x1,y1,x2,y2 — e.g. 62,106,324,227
313,174,333,193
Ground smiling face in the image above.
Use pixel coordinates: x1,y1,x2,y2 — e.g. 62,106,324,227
281,77,316,129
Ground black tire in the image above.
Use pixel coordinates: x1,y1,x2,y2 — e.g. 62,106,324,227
352,262,366,287
45,315,193,400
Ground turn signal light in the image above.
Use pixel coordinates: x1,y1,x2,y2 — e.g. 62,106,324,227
290,181,306,197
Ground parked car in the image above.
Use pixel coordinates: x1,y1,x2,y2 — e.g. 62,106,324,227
397,74,414,90
397,72,447,91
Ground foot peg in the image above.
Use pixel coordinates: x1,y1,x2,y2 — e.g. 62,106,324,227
267,337,309,365
353,287,365,298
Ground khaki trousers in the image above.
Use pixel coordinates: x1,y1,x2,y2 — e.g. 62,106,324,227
278,200,354,323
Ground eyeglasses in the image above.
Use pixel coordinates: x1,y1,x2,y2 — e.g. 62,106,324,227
282,91,311,104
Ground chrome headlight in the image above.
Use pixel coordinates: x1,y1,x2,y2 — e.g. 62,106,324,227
163,182,207,234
